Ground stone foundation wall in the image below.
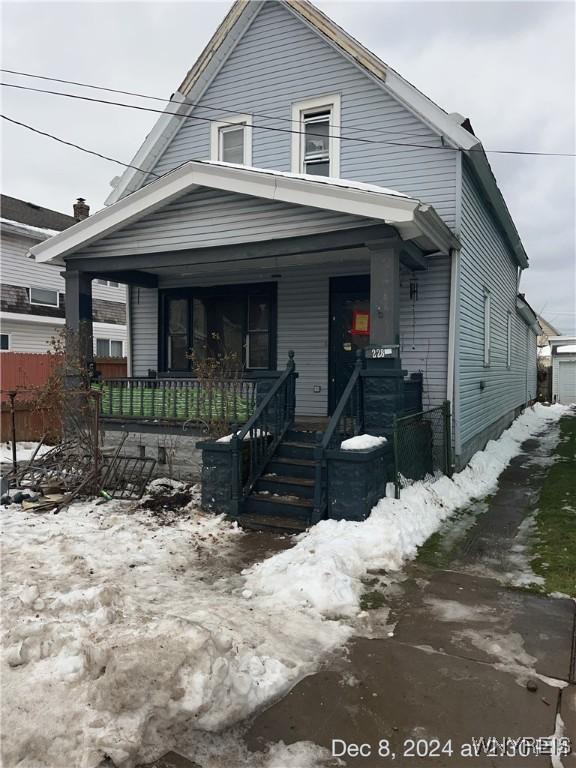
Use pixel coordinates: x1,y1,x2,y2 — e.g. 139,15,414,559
101,429,202,482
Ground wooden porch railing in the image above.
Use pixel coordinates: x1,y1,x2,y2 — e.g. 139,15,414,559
231,351,297,507
93,377,257,425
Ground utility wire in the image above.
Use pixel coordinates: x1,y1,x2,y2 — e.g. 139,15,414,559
2,80,575,158
1,114,161,177
0,67,449,141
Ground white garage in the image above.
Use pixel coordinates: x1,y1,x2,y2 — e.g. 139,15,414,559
550,337,576,405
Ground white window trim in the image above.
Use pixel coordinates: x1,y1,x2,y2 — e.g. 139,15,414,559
506,312,512,369
0,333,10,351
483,290,491,367
291,93,341,178
210,114,253,165
95,338,124,357
29,286,59,308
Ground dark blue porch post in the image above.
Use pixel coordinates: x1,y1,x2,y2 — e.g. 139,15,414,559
62,268,94,387
363,240,405,435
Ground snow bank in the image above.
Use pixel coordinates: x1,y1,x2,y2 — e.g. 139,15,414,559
1,500,348,767
341,434,387,450
246,404,568,618
0,441,52,464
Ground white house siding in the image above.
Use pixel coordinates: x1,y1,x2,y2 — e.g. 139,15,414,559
130,256,450,417
1,318,126,355
457,162,537,466
1,230,127,304
145,1,457,229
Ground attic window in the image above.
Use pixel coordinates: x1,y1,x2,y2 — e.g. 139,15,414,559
210,115,252,166
30,286,58,307
292,94,341,178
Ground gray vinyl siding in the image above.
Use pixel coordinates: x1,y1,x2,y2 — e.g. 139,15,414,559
80,188,376,259
129,286,158,375
146,1,457,229
457,162,535,464
399,255,450,409
130,257,449,416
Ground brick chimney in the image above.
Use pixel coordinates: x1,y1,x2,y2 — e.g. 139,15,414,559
73,198,90,222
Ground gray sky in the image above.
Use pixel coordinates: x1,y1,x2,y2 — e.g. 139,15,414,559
2,0,575,333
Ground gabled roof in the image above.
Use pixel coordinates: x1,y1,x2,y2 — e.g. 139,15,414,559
31,161,459,266
104,0,527,268
1,194,75,235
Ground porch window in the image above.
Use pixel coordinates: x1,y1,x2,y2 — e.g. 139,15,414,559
291,94,341,177
210,115,253,166
162,284,275,373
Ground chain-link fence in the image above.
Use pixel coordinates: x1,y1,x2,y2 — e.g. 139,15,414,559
393,401,452,497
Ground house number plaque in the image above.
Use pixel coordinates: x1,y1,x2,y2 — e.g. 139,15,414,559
366,345,399,359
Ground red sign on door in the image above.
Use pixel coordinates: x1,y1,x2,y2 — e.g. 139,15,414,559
351,310,370,336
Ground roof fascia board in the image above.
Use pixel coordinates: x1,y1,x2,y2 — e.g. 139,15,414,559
0,311,65,326
516,296,541,333
106,1,264,206
30,162,456,265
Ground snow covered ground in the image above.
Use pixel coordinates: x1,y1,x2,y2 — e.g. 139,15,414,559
0,442,52,464
1,403,567,767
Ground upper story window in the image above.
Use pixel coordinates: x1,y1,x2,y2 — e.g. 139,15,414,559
291,94,341,178
0,334,9,351
506,312,512,368
210,115,252,166
30,286,59,307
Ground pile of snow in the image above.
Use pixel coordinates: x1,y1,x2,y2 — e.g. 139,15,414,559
1,498,348,767
0,442,52,464
341,434,387,450
245,404,568,618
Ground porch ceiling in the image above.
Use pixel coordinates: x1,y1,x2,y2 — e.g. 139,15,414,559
31,161,460,268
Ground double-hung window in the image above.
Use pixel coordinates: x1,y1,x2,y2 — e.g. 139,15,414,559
29,287,59,307
210,115,252,166
292,94,341,178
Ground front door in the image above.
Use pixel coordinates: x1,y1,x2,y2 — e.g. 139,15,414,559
329,276,370,412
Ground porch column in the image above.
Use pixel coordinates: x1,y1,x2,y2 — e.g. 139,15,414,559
62,268,94,382
363,241,405,435
368,242,401,358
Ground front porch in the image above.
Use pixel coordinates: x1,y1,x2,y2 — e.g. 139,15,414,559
38,161,458,524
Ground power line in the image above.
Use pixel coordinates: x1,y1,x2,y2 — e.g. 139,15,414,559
1,114,160,177
2,80,575,158
0,67,448,141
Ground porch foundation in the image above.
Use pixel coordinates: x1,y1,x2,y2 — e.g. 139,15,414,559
101,429,203,482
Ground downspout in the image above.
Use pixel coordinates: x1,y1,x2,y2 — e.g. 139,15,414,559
125,285,133,377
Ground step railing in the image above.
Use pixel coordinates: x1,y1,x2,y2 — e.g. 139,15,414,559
312,349,365,522
230,352,297,507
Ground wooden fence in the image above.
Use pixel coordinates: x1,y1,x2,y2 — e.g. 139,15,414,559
0,353,127,442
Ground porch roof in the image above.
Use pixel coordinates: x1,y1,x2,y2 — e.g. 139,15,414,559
30,161,459,267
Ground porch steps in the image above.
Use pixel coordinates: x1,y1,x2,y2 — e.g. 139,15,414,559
235,512,309,533
241,429,319,530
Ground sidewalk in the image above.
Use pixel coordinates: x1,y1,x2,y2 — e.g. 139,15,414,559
244,417,575,767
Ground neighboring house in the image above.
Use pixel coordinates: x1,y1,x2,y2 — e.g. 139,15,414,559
31,0,540,523
536,314,560,362
549,336,576,405
0,194,127,357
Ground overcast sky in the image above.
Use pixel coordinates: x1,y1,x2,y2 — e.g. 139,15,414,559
1,0,574,332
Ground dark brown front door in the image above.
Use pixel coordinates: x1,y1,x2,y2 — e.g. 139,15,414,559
329,275,370,413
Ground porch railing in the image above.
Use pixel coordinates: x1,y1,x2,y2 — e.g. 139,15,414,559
93,377,257,425
313,349,365,522
231,351,297,504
